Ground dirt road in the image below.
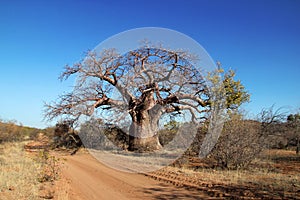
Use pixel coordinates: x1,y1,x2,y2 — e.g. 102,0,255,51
58,152,208,200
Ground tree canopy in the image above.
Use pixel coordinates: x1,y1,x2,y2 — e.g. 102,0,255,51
45,44,249,151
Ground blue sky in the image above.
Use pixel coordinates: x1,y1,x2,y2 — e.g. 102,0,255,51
0,0,299,128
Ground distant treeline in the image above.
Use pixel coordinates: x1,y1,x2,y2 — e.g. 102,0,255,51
0,120,54,143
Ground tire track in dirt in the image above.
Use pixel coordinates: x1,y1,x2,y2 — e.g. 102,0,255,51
59,152,211,200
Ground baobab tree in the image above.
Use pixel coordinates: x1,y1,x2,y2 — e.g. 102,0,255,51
45,44,248,152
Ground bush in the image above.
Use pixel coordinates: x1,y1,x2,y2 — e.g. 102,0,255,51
36,150,61,183
209,115,264,170
104,126,129,150
159,129,178,146
53,121,82,149
79,119,129,150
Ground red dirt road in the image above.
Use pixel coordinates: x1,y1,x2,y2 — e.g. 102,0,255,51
58,152,209,200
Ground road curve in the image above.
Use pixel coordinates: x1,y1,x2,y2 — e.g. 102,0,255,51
58,152,207,200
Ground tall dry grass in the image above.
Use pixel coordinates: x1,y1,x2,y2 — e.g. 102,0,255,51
0,141,42,199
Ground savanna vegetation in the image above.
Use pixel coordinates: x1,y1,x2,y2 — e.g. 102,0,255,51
1,44,299,199
0,120,67,199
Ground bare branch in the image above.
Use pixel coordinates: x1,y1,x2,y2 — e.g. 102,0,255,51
45,44,209,127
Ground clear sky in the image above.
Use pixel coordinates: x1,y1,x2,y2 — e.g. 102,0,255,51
0,0,299,128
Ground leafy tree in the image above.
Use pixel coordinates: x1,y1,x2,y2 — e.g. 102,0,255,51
188,68,250,157
223,70,250,110
45,44,249,152
206,68,250,113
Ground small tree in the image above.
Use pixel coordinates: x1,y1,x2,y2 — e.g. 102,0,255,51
187,68,250,157
287,113,300,155
209,106,287,170
222,70,250,110
258,106,288,148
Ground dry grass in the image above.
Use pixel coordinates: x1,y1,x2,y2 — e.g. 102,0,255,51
52,172,71,200
0,141,42,200
0,141,70,200
177,165,299,192
150,149,300,199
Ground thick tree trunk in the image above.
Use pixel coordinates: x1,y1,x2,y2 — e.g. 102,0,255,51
128,134,161,152
127,91,163,152
128,111,162,152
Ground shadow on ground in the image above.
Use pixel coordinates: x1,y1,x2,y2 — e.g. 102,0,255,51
141,183,217,200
